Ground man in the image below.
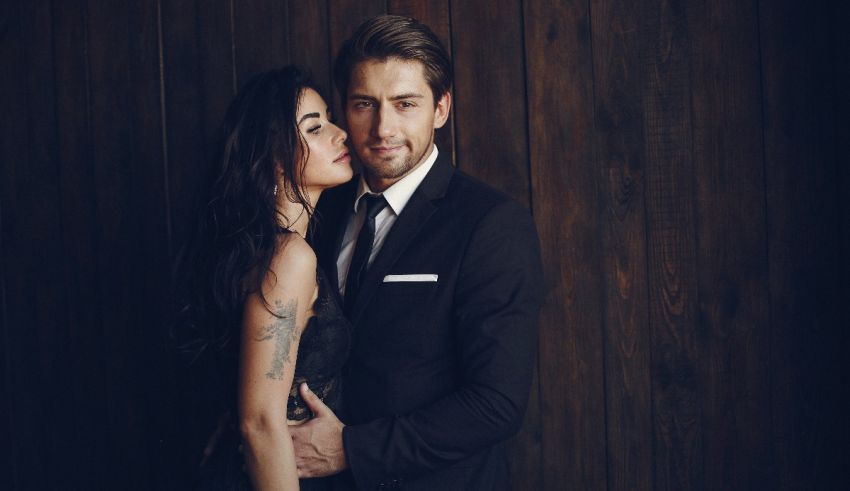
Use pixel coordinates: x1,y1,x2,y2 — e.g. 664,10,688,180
291,15,543,490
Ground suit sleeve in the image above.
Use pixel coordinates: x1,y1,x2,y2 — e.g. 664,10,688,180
342,200,545,488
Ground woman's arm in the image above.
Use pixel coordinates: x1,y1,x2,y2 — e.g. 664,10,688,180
239,236,318,491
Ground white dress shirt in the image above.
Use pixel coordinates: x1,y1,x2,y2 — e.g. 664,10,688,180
336,145,440,295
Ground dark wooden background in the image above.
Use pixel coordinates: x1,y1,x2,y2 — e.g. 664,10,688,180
2,0,847,489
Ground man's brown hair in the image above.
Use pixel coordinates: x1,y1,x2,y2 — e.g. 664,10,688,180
334,15,453,104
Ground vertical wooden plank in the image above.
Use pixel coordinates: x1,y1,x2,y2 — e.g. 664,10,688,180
0,0,68,488
759,1,843,489
589,0,653,489
524,1,607,490
0,4,28,488
51,0,109,487
638,0,703,489
827,6,850,488
386,0,456,165
232,0,289,89
0,220,10,490
84,1,137,478
289,1,332,97
452,0,528,203
86,0,169,486
0,212,11,488
686,1,773,489
127,0,177,487
160,1,236,484
0,5,16,488
832,14,850,481
163,0,234,256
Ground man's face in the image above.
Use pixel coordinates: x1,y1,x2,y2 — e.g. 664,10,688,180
345,58,450,192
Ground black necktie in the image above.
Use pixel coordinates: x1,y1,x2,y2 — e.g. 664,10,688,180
344,194,387,313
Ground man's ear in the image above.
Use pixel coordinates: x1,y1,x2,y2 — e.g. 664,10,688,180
433,91,452,129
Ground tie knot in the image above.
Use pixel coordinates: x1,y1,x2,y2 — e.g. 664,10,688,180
361,194,387,220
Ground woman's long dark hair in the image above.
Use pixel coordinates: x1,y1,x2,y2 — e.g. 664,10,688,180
173,66,321,364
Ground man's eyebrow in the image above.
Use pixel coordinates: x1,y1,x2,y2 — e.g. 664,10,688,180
390,93,424,101
298,112,320,125
347,93,425,101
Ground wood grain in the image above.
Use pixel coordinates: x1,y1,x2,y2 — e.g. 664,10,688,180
452,0,529,204
638,0,703,489
524,0,607,489
686,0,773,488
590,0,653,489
1,2,845,489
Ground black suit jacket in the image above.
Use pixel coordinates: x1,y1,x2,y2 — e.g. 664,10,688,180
314,152,543,491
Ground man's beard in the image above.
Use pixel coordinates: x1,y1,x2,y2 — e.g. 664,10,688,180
367,154,417,179
362,140,430,180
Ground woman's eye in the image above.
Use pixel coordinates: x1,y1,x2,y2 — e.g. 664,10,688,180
307,125,321,134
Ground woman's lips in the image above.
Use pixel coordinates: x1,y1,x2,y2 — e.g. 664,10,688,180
333,150,350,163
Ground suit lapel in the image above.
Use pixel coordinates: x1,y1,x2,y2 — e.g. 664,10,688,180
350,153,455,324
314,178,358,294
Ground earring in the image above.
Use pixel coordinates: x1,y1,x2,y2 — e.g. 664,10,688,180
273,184,278,196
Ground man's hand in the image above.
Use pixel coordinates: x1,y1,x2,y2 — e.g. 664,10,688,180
291,383,348,478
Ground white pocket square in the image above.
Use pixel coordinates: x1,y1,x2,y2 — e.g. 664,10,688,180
383,274,438,283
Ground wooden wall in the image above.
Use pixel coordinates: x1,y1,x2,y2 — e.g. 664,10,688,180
1,0,846,489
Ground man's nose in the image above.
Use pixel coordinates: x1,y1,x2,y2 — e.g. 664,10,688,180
371,105,396,139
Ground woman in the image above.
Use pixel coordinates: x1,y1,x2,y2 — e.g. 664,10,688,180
177,66,353,490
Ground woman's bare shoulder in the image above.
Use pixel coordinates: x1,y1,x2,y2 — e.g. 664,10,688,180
267,233,317,288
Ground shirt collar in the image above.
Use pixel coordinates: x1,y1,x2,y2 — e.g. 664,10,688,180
353,145,439,215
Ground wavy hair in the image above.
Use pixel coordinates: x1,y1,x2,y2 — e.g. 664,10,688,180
173,66,321,362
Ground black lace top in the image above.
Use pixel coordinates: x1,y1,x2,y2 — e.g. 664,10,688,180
286,266,351,420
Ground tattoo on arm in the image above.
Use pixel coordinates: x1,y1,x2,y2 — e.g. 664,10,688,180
254,298,298,380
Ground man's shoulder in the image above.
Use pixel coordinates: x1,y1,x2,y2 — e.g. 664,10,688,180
446,168,528,217
318,177,358,207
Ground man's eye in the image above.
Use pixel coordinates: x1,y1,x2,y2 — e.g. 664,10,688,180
354,101,373,109
399,101,415,108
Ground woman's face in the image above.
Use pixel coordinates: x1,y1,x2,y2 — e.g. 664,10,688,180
294,88,353,192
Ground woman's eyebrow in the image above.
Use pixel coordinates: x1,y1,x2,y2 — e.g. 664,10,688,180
298,112,320,125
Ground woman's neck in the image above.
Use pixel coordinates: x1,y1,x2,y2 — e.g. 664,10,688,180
278,188,321,238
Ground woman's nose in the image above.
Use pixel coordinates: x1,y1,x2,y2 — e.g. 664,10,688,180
333,124,347,143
